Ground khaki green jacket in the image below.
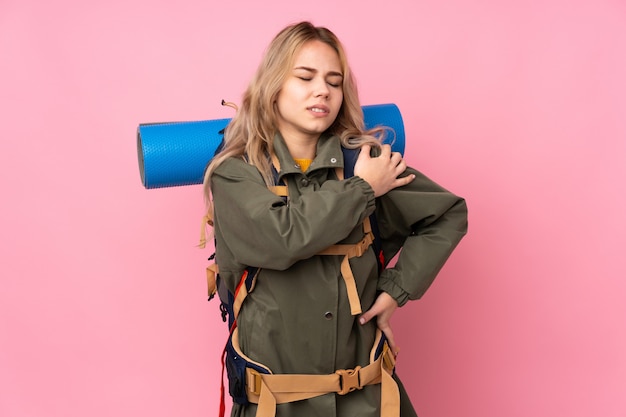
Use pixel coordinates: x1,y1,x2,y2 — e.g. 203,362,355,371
211,133,468,417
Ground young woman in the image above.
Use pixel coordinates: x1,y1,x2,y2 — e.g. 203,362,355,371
203,21,468,417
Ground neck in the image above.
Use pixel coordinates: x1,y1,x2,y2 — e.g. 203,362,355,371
281,132,319,160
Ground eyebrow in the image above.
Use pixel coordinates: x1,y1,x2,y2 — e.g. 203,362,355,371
294,66,343,78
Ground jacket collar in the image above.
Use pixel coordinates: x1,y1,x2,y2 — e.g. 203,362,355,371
272,132,344,179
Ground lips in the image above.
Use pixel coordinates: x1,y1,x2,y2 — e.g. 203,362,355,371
308,104,330,114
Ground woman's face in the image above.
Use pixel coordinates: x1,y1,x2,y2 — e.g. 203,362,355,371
275,40,344,144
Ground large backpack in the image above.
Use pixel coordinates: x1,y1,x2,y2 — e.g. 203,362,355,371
202,147,398,417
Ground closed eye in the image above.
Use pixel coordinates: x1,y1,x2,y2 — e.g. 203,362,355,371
296,77,339,87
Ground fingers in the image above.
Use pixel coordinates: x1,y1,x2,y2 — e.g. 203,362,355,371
389,149,403,165
360,303,399,356
359,144,372,160
380,322,399,356
393,173,416,188
359,294,385,324
393,159,407,178
359,292,400,355
359,310,374,325
378,144,392,157
381,145,408,179
353,144,415,197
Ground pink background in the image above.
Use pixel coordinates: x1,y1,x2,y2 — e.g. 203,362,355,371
2,0,625,416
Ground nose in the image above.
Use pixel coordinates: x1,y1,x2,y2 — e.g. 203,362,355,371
313,77,330,99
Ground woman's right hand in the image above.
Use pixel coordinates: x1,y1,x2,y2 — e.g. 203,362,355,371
353,144,415,197
359,291,400,357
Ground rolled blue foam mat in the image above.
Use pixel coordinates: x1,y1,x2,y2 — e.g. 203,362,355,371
137,103,405,189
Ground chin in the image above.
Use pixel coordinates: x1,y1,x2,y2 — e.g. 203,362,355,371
307,123,334,134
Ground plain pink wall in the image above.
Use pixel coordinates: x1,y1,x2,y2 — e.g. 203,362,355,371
1,1,625,416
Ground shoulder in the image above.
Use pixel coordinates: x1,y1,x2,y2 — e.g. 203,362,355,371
212,156,265,184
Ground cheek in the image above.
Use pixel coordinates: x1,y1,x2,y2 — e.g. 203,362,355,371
275,90,292,114
333,92,344,111
280,81,303,100
276,95,292,115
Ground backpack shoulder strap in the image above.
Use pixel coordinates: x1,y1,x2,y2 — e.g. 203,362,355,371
268,153,288,199
341,146,360,179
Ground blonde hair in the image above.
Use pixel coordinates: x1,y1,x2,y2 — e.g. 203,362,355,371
203,21,386,211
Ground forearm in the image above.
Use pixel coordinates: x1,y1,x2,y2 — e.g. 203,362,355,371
212,163,376,270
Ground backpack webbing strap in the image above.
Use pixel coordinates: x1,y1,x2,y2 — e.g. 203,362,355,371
244,333,399,417
269,153,375,315
232,268,260,320
207,263,219,300
315,217,375,315
198,213,213,249
269,153,289,200
267,185,288,197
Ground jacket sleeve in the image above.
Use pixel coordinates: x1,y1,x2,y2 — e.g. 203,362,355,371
211,157,376,271
375,167,468,306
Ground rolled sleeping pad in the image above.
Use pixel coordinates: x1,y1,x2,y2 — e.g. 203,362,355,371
137,103,405,189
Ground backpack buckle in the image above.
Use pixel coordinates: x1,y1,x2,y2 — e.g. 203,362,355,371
335,366,363,395
247,369,263,396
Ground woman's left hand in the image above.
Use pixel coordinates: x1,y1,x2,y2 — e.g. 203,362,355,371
359,292,399,356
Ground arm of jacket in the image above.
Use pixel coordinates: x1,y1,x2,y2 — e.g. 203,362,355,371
374,167,468,306
211,156,376,272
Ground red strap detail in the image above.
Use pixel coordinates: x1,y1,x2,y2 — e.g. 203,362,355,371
234,269,248,299
378,251,385,269
218,269,249,416
219,323,238,417
219,345,227,417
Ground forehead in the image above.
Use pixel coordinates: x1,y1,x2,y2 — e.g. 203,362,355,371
292,40,342,72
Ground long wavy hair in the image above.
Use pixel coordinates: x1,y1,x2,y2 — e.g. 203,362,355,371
202,21,386,212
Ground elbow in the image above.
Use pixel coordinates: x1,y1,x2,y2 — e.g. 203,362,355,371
456,197,469,236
